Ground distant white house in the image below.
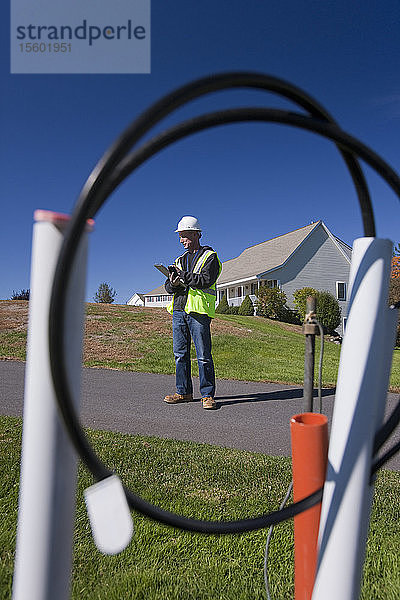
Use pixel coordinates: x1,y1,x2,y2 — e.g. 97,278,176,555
127,288,172,308
128,221,352,332
142,285,173,308
127,293,145,306
217,221,351,333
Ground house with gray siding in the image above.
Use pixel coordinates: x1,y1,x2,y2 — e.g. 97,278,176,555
216,221,351,333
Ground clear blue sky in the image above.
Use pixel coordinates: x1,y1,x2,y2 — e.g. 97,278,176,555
1,1,399,303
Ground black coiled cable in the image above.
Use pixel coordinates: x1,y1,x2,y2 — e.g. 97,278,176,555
49,72,400,534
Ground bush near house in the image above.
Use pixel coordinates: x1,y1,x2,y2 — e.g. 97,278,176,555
278,305,302,325
316,290,342,333
256,287,287,320
227,305,239,314
293,287,341,334
238,294,254,316
292,287,319,321
215,294,240,314
215,293,229,314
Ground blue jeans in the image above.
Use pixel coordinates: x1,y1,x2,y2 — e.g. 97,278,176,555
172,310,216,398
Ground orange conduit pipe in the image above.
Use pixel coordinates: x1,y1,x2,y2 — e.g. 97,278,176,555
290,413,328,600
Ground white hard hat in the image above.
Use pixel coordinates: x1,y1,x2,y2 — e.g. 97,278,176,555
175,216,202,232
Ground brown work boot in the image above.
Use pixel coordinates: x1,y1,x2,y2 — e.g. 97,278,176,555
202,396,216,410
163,393,193,404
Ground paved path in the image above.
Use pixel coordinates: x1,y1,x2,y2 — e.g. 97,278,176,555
1,360,399,469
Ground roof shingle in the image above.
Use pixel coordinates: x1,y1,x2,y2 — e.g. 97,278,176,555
218,222,320,285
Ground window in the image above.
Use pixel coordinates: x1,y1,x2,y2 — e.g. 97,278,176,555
237,286,242,297
266,280,279,288
336,282,347,301
251,283,257,295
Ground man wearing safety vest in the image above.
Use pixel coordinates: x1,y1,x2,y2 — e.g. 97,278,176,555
164,216,222,410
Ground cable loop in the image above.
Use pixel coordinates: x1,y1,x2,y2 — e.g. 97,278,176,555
48,72,400,534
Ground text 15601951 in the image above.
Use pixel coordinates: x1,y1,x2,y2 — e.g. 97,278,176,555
19,42,72,53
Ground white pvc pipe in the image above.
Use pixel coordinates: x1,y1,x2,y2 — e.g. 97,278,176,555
12,211,91,600
312,237,397,600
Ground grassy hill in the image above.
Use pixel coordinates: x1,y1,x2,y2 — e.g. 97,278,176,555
1,302,400,598
1,300,399,390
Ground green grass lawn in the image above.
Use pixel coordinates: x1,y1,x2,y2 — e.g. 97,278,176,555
1,416,399,600
1,302,399,390
212,315,343,386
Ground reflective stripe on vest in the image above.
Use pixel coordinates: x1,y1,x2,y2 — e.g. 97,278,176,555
192,249,218,297
193,251,212,274
166,249,221,317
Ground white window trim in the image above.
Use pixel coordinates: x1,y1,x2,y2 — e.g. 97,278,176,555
336,281,347,301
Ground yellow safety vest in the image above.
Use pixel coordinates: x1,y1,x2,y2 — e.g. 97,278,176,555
167,249,221,318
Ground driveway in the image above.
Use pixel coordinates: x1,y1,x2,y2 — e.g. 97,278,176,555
1,360,398,469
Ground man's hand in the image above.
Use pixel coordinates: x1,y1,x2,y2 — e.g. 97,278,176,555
169,269,181,287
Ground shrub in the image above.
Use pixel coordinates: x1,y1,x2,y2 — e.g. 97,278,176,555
316,290,341,333
94,282,117,304
293,287,318,321
238,295,254,316
389,278,400,346
216,293,229,314
293,287,341,334
256,286,287,319
11,289,30,300
227,305,239,314
279,305,302,325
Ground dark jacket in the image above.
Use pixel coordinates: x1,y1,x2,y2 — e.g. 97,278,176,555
164,245,220,312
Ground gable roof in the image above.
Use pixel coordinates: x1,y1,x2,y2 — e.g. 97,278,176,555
128,292,145,301
218,221,351,285
144,284,168,296
333,236,352,260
